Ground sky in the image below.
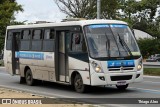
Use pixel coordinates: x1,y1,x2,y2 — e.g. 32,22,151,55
15,0,66,23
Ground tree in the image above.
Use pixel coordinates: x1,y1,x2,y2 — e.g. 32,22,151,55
119,0,141,20
54,0,96,19
119,0,160,39
140,0,160,21
101,0,120,19
0,0,23,51
119,0,160,20
54,0,121,19
118,0,160,56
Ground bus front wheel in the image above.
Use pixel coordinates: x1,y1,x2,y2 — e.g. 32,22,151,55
25,69,35,86
74,74,87,93
116,84,128,90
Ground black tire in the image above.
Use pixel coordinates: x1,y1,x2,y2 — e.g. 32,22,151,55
74,74,87,93
116,84,129,90
20,77,26,84
25,69,35,86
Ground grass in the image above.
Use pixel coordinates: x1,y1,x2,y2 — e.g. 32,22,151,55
144,68,160,76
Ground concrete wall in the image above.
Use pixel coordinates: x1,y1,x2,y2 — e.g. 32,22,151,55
134,29,153,39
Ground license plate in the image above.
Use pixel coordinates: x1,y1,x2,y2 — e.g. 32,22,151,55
117,81,126,86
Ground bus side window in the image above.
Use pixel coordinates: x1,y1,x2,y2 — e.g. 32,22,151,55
71,33,87,52
44,29,54,39
31,29,42,51
14,32,21,51
6,31,21,51
32,30,42,39
6,31,12,50
22,30,30,39
43,29,55,52
20,30,31,51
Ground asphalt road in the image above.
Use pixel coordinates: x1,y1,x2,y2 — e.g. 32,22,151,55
0,67,160,107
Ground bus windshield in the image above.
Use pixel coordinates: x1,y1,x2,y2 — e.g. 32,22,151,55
84,24,141,59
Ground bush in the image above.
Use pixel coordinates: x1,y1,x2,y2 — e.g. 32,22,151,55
137,38,160,59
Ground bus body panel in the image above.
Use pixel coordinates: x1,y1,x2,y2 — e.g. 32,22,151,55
68,56,90,85
4,50,12,75
12,51,90,84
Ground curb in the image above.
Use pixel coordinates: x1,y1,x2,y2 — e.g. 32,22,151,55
144,75,160,78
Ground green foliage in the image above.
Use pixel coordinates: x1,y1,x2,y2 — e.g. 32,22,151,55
140,0,160,20
101,0,120,19
122,0,160,38
119,0,141,19
137,38,160,58
0,0,23,51
10,21,25,25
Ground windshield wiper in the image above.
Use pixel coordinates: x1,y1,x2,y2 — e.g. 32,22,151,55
105,33,110,58
117,33,133,57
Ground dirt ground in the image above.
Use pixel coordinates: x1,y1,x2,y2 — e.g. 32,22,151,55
0,87,91,107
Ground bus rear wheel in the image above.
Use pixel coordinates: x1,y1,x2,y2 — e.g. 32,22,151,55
116,84,128,90
25,69,35,86
74,74,87,93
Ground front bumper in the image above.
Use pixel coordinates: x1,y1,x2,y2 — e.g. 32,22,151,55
90,70,143,86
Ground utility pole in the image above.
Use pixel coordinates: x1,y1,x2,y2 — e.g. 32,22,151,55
97,0,101,19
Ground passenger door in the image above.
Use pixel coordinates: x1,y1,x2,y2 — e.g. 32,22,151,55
6,30,21,75
55,31,70,82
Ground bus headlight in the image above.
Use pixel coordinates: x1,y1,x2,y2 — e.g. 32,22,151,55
137,59,142,71
91,61,103,73
95,66,101,72
137,64,142,71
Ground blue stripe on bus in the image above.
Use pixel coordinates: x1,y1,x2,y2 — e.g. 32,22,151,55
15,52,44,60
107,60,135,68
110,24,127,28
89,25,109,28
89,24,127,29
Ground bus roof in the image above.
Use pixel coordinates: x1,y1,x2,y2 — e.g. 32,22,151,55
7,19,127,30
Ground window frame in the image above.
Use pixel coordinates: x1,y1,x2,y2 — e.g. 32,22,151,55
30,29,43,51
42,28,55,52
6,30,12,50
20,29,31,51
69,32,87,53
6,30,22,51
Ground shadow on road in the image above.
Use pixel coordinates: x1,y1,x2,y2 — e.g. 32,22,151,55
19,80,136,95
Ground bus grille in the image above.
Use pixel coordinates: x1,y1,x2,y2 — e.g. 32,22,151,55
109,67,134,71
110,75,132,81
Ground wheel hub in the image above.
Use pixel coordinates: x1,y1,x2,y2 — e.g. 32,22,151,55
75,79,82,89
